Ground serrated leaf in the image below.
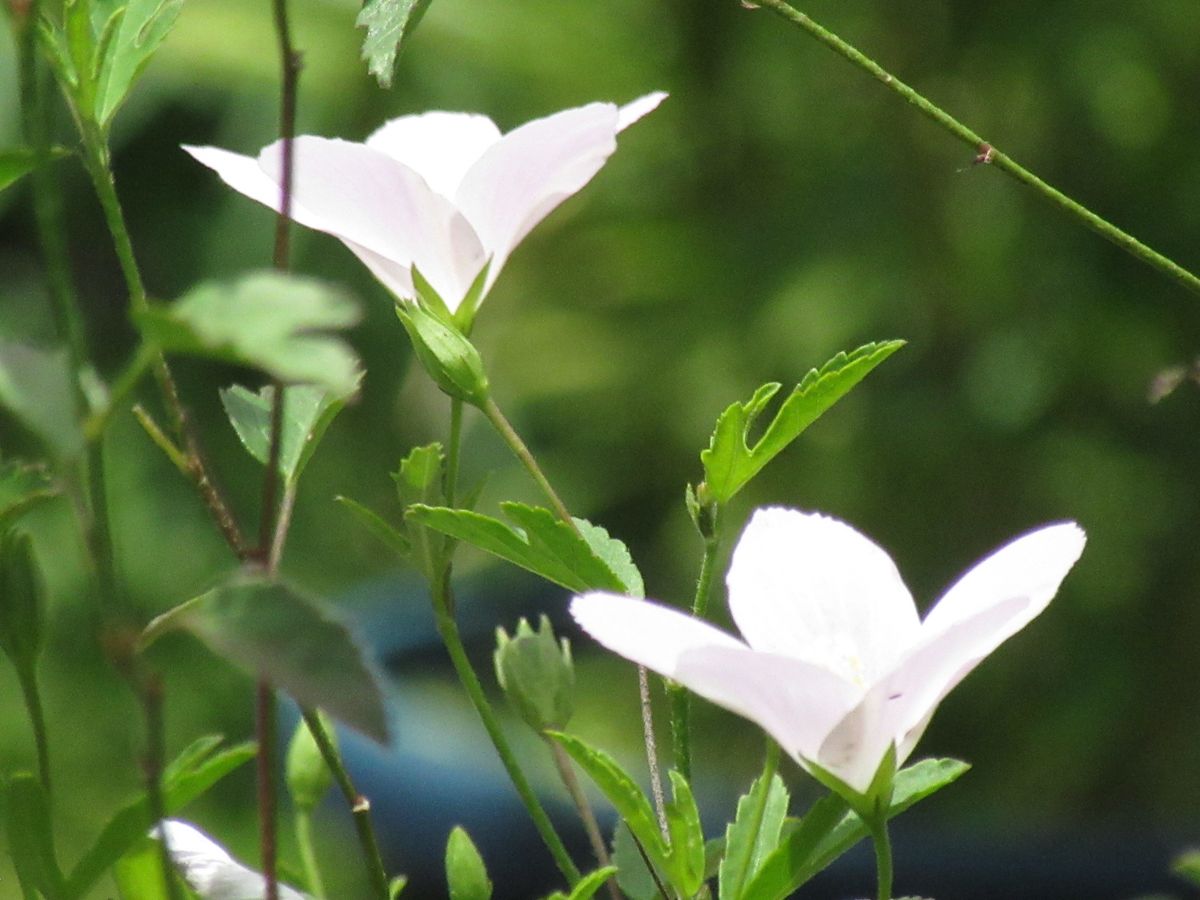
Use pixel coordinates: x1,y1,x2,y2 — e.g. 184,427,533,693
221,376,359,485
742,758,968,900
574,517,643,597
407,504,635,594
393,443,445,578
719,770,789,900
701,341,903,504
136,272,362,395
94,0,185,127
336,496,411,558
4,773,66,899
0,342,83,459
0,460,57,527
445,826,492,900
65,736,256,898
356,0,433,89
663,771,705,895
141,574,388,743
549,733,669,871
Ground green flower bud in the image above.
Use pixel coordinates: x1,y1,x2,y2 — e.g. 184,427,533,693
396,301,489,406
494,615,574,733
285,712,336,813
0,529,46,674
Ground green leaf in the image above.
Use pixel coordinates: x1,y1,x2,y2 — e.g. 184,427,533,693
93,0,185,127
335,496,412,558
1174,850,1200,887
700,341,903,504
4,773,67,899
0,149,41,192
549,732,669,869
113,837,196,900
0,342,83,459
0,460,57,528
136,272,362,395
0,529,47,675
141,575,388,743
551,866,618,900
65,736,255,897
574,517,644,597
392,443,445,578
445,826,492,900
221,376,360,485
719,770,789,900
611,821,661,900
389,875,409,898
742,758,969,900
407,503,637,594
356,0,433,89
663,771,705,896
286,711,336,813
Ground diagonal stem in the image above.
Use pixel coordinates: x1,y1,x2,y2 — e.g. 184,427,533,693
753,0,1200,297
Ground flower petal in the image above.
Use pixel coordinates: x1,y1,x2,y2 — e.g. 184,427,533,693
154,819,308,899
454,93,665,296
616,91,668,131
726,508,920,684
571,592,859,764
365,112,502,200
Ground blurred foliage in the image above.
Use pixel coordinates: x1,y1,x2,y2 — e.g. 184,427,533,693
3,0,1200,895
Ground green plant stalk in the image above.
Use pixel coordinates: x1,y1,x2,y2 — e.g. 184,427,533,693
668,529,721,781
726,740,781,900
445,398,464,505
143,674,183,900
299,707,390,899
546,738,618,900
754,0,1200,297
15,666,51,795
867,814,893,900
431,577,582,886
294,810,326,899
256,679,279,900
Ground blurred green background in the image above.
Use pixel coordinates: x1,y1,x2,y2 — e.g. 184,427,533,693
2,0,1200,896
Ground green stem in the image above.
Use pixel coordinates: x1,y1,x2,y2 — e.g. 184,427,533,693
256,680,279,900
867,814,893,900
299,708,390,899
445,398,464,506
668,527,721,781
726,740,780,900
79,131,147,312
432,586,581,886
546,738,619,900
479,396,575,527
15,666,51,796
142,674,183,900
83,343,157,442
754,0,1200,297
294,811,326,899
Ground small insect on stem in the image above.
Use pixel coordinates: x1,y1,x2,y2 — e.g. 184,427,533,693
974,142,995,165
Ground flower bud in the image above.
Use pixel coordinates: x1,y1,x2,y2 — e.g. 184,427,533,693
494,615,574,733
396,301,490,406
286,712,335,813
0,529,45,674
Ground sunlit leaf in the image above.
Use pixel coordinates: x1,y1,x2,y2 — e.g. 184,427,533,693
140,574,388,743
221,375,360,485
719,770,789,900
701,341,903,504
136,272,362,395
445,826,492,900
94,0,185,127
356,0,434,89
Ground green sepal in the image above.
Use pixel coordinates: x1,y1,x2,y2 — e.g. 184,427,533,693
140,572,389,743
445,826,492,900
700,341,903,504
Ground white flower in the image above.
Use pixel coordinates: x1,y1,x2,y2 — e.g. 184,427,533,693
571,508,1085,796
152,819,308,900
184,93,666,315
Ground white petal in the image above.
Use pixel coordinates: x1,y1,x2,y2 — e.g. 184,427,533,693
183,145,283,210
616,91,668,131
726,508,920,684
256,137,486,307
340,238,417,301
153,820,308,899
571,593,859,764
454,97,658,296
366,112,502,200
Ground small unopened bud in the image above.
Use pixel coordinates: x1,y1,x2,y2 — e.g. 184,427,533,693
396,302,490,406
494,615,575,733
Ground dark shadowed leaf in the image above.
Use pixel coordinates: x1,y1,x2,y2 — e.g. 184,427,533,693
0,342,82,459
141,575,388,743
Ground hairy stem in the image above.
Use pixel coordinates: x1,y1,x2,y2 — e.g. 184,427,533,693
299,708,390,899
868,814,893,900
547,738,618,900
754,0,1200,296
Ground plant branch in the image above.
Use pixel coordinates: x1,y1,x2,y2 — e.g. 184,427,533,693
479,396,575,527
547,738,618,900
753,0,1200,297
256,679,279,900
142,673,183,900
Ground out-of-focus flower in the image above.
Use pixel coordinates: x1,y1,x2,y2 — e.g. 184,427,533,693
153,819,308,899
572,507,1085,797
184,93,666,316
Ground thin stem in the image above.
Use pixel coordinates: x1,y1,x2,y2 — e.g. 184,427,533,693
638,666,668,838
547,738,618,900
294,811,326,899
754,0,1200,297
268,481,298,572
432,572,580,885
479,396,575,527
867,814,893,900
445,398,464,506
84,343,157,442
257,382,287,563
15,666,51,796
142,674,183,900
668,529,722,782
256,679,279,900
726,740,781,900
298,708,390,899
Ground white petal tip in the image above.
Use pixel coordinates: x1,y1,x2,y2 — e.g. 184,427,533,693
617,91,668,132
